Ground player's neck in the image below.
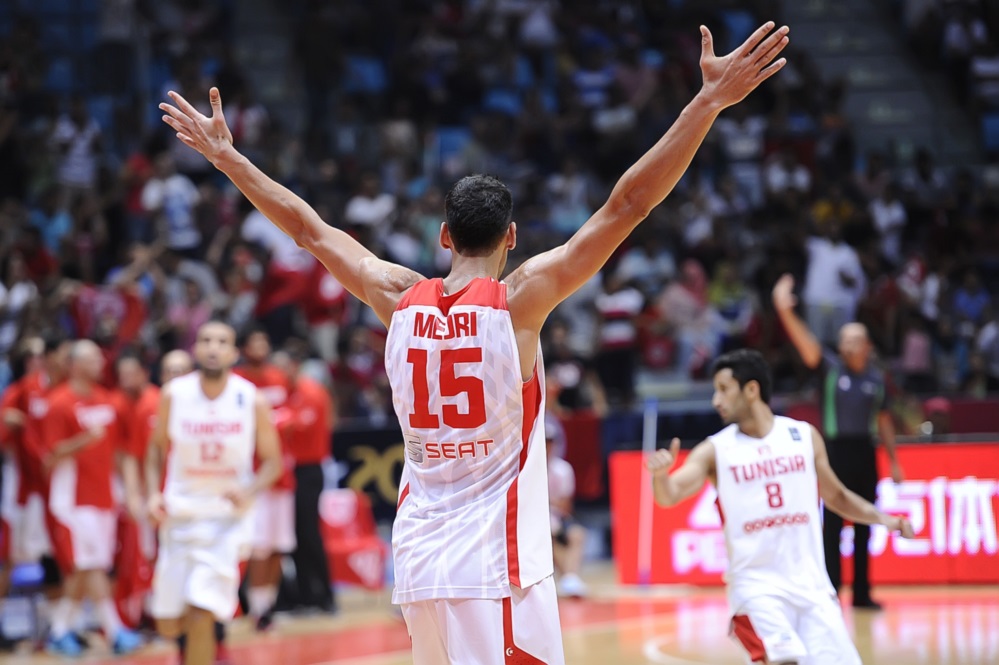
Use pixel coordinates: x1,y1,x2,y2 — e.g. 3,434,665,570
199,372,230,400
737,406,775,439
445,256,503,290
68,377,94,396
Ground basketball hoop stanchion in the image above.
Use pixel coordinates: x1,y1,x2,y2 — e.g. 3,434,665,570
636,397,658,587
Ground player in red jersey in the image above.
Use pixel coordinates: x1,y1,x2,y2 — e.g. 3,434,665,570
2,335,72,591
42,340,143,656
232,327,296,630
161,21,789,663
273,339,335,612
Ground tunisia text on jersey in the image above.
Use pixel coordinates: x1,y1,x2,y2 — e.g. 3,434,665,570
712,416,834,607
163,373,257,521
386,278,553,603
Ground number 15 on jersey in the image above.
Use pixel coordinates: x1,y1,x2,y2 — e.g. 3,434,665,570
407,348,487,429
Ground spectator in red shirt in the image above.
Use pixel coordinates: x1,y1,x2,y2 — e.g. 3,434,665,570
41,340,142,656
233,327,296,630
274,338,335,613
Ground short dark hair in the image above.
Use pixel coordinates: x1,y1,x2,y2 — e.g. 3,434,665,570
236,324,268,349
444,174,513,255
711,349,772,404
43,332,68,355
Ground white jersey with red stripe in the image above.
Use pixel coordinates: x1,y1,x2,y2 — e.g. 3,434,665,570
386,277,553,604
163,372,257,522
712,416,834,609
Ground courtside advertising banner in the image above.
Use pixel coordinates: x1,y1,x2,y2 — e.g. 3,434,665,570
611,444,999,585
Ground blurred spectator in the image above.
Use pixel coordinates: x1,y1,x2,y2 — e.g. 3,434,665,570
141,153,202,257
594,274,644,406
656,259,721,378
952,270,992,328
544,320,608,417
802,220,866,347
0,252,38,359
708,261,758,352
168,277,213,352
49,94,103,205
29,185,72,256
869,183,908,267
344,172,396,248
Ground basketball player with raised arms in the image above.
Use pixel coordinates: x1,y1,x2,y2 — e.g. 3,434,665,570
646,349,915,665
160,21,790,664
145,322,281,665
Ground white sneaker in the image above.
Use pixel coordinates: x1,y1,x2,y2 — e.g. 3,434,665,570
557,573,589,598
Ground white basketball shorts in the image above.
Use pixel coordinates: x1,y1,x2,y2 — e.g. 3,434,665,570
730,592,861,665
250,489,296,557
400,575,565,665
151,518,246,622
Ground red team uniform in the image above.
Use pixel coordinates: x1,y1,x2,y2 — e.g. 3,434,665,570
43,383,123,574
1,372,60,565
386,277,564,664
232,365,296,556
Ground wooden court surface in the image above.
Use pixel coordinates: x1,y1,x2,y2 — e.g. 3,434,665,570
4,564,997,664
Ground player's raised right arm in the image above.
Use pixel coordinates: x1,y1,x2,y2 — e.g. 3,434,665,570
646,438,716,508
159,88,422,325
507,23,788,325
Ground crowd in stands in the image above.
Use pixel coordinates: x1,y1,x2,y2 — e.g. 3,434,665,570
0,0,998,431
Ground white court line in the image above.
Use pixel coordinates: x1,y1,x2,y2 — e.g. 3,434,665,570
642,635,716,664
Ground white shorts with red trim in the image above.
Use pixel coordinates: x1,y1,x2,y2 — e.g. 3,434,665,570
250,490,296,557
400,575,565,665
49,461,117,572
48,506,117,573
2,461,51,563
729,592,861,665
151,518,246,622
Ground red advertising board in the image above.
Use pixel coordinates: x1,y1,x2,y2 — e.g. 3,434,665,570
610,444,999,585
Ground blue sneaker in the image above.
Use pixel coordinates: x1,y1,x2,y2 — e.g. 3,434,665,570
46,632,84,657
112,627,144,655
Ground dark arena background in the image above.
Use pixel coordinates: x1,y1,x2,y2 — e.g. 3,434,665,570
0,0,997,663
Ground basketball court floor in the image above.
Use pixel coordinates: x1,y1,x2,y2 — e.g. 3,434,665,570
4,564,997,664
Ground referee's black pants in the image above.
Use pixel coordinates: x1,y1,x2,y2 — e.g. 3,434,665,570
292,463,334,610
823,435,878,602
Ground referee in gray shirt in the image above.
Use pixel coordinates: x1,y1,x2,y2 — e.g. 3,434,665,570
773,275,904,610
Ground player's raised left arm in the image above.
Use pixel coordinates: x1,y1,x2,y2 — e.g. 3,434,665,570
507,23,788,326
812,426,914,536
159,88,422,325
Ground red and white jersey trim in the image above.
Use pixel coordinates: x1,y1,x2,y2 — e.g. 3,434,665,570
388,278,553,603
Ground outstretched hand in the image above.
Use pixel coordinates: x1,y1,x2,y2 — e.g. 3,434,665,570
699,21,790,110
645,437,682,478
159,87,234,165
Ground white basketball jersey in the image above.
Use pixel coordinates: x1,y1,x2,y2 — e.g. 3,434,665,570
712,416,834,607
163,373,257,521
386,277,553,603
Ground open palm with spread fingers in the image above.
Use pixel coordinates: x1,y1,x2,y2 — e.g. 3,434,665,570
699,21,790,109
159,87,233,165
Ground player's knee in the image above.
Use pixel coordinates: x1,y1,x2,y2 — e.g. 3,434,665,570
567,524,587,545
156,618,182,639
